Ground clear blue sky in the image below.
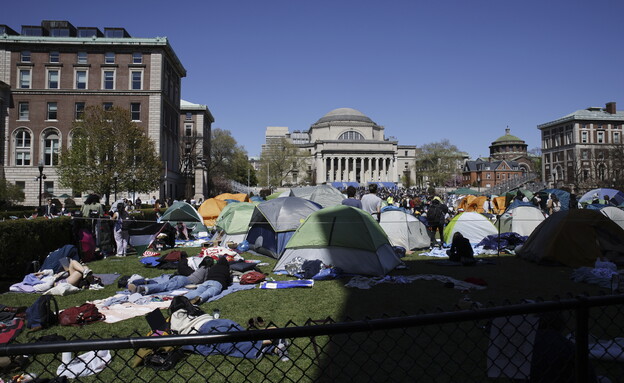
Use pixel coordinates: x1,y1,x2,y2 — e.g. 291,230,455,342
4,0,623,158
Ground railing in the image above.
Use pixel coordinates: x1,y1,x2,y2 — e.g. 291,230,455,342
1,294,623,382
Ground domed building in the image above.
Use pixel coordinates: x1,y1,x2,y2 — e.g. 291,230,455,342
489,127,533,173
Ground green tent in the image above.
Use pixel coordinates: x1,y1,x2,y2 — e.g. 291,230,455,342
159,201,208,234
215,202,257,244
274,205,401,276
451,187,480,196
266,191,282,200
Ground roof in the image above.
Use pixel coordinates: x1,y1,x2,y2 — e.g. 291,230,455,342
538,107,624,129
315,108,375,125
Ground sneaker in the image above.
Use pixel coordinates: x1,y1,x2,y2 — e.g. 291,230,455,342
137,285,147,295
275,340,290,362
127,283,138,293
189,297,201,305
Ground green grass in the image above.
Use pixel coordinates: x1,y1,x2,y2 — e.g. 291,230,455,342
0,250,612,382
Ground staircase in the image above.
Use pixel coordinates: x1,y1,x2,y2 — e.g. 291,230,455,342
487,173,546,196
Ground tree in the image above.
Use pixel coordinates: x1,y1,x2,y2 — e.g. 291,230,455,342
231,150,257,187
415,140,464,189
57,106,162,204
207,128,250,195
258,138,307,187
0,179,25,209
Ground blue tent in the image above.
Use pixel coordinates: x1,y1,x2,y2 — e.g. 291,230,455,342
368,182,397,189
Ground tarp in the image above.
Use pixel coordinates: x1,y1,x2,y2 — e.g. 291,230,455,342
579,188,624,206
496,205,545,237
246,197,322,258
275,205,401,276
517,209,624,267
214,193,250,203
444,212,498,244
197,198,228,227
379,209,430,250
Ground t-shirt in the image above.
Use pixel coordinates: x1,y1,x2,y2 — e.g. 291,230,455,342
342,198,363,209
361,194,382,215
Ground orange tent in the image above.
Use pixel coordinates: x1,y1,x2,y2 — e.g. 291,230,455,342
215,193,250,202
457,195,487,213
492,196,507,214
198,198,228,227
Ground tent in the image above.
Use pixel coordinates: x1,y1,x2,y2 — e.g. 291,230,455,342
214,202,257,245
197,198,228,227
451,187,480,196
443,212,498,244
280,185,345,207
160,201,208,233
129,222,175,255
214,193,250,203
517,209,624,267
266,191,282,200
535,189,570,212
379,208,430,250
246,197,322,258
579,188,624,206
492,196,507,214
457,195,487,213
597,206,624,230
275,205,402,276
496,205,545,237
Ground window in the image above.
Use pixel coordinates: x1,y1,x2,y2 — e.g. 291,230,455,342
338,131,364,140
22,26,42,36
130,71,142,90
185,142,191,155
20,51,31,62
185,112,192,120
103,70,115,89
49,51,60,63
404,151,408,156
132,52,142,64
18,102,29,120
486,173,491,179
130,103,141,121
77,52,87,64
47,70,59,89
75,102,85,120
15,182,25,193
103,102,113,111
43,130,60,166
104,52,115,64
565,131,572,145
14,129,31,166
581,131,588,143
47,102,58,120
19,69,31,89
582,150,589,160
597,131,604,144
50,28,69,37
44,181,54,196
75,70,87,89
185,124,193,136
615,132,621,144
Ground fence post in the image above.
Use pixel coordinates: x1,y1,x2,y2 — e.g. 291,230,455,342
575,296,589,382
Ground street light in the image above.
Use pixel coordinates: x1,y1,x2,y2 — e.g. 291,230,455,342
36,161,46,209
477,176,481,193
113,172,118,201
132,174,136,204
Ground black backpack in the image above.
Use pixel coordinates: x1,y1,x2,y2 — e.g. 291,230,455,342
26,295,59,330
427,205,444,226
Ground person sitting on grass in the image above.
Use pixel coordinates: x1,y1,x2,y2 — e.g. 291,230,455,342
184,256,232,305
446,232,475,265
169,296,290,361
128,257,214,295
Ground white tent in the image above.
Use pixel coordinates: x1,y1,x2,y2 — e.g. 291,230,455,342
379,209,430,250
444,212,498,244
599,206,624,230
496,205,545,237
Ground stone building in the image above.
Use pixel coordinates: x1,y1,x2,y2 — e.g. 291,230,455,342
179,100,214,201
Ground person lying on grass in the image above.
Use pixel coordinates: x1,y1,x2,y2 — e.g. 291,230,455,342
169,296,289,361
34,258,95,290
128,257,214,295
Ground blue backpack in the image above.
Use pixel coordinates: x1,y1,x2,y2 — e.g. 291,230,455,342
26,295,59,330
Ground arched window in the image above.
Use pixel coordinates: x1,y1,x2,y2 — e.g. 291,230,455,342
14,128,31,166
42,129,60,166
338,131,364,141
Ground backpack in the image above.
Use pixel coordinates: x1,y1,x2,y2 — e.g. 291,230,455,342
26,295,59,330
427,205,444,226
59,303,105,326
240,271,266,285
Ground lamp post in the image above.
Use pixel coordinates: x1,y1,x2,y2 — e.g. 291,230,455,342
132,175,136,204
477,176,481,193
113,172,118,201
36,161,46,209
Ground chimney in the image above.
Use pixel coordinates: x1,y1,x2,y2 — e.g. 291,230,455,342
606,102,616,114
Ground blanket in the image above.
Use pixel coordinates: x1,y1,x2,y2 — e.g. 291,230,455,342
427,259,496,266
570,267,619,289
419,245,488,258
345,274,488,291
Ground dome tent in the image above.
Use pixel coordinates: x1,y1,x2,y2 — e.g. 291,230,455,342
197,198,228,227
159,201,208,234
275,205,402,276
214,193,250,203
379,208,430,251
597,206,624,230
496,205,545,237
245,197,322,258
443,212,498,245
579,188,624,206
280,185,345,208
214,202,257,245
517,209,624,267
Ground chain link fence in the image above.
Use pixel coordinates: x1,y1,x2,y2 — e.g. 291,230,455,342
1,294,623,382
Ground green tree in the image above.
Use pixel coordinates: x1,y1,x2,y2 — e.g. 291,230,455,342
57,106,162,204
0,179,25,209
258,138,307,187
207,128,251,195
415,139,464,188
231,150,257,186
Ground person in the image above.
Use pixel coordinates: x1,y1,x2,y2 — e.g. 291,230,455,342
43,198,58,218
169,296,290,360
135,197,142,208
548,195,561,215
361,184,382,221
176,222,190,240
112,203,131,257
568,194,578,209
426,196,448,249
154,199,162,217
515,190,528,203
341,186,362,209
128,257,214,295
36,258,94,288
184,256,232,304
482,196,494,214
148,196,156,205
604,195,613,206
446,232,475,265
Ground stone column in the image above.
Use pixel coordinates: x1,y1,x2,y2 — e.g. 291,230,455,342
392,155,398,183
315,155,324,184
359,157,364,183
337,157,342,182
381,157,386,181
329,157,334,182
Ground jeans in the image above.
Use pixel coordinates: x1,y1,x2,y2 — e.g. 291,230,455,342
114,229,129,255
143,275,190,295
184,280,223,303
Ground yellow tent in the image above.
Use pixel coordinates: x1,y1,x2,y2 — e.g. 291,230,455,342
492,196,507,214
457,195,487,213
198,198,228,227
214,193,250,202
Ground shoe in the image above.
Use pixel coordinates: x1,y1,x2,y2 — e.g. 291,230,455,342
116,254,125,257
82,267,92,277
137,285,147,295
127,283,137,293
189,297,201,305
274,339,290,362
255,317,266,328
